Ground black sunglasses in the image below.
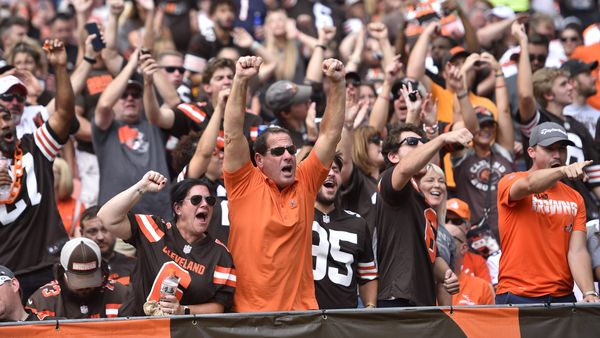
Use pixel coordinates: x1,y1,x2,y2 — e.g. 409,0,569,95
446,218,466,226
186,194,217,206
121,91,142,99
560,36,579,43
164,66,185,74
267,145,297,156
529,54,547,63
368,134,382,145
0,93,25,103
399,136,427,146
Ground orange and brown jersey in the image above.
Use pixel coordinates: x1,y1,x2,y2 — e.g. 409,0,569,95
497,171,586,297
121,214,235,316
452,273,495,306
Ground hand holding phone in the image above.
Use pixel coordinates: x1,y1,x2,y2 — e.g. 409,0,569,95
84,22,106,51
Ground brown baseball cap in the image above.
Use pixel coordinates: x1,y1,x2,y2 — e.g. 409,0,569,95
60,238,104,289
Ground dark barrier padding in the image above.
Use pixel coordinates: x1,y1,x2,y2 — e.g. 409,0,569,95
2,304,600,338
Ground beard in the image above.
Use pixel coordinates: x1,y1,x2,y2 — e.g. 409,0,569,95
0,137,15,157
316,190,337,206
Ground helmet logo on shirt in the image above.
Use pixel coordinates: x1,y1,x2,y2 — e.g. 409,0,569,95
80,305,88,314
183,245,192,254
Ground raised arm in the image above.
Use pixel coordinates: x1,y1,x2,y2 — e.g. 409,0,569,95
102,0,126,77
454,56,479,133
481,52,514,152
444,0,480,52
139,53,176,129
312,59,346,167
406,22,439,89
97,171,167,240
305,26,336,84
71,0,93,64
95,50,140,130
391,128,473,191
223,56,262,173
513,22,536,123
337,100,365,186
509,160,592,201
367,22,394,70
231,27,278,83
369,55,403,134
45,40,75,141
187,88,229,178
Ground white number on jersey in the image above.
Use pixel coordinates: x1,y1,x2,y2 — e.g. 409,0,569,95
312,221,358,287
0,153,41,225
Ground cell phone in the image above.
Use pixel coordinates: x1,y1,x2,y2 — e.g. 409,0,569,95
84,22,105,51
408,90,419,102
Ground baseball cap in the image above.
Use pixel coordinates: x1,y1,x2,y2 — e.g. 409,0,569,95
0,75,27,96
60,238,104,289
126,79,143,92
0,265,14,286
265,80,312,113
449,46,470,63
529,122,575,147
561,60,599,78
485,6,515,20
475,106,496,125
446,198,471,220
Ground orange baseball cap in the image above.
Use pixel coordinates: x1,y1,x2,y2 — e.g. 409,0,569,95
446,198,471,220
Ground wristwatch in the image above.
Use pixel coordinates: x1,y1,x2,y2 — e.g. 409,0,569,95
183,306,191,315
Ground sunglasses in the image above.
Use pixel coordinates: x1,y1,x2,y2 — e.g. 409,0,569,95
560,36,579,43
267,145,297,156
446,218,466,226
399,136,427,146
0,93,25,103
121,91,142,99
529,54,547,63
368,134,382,145
186,194,217,206
164,66,185,74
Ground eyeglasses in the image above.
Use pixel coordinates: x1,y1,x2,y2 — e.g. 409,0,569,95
368,134,382,145
186,195,217,206
399,136,427,146
164,66,185,74
0,93,25,103
529,54,547,63
267,145,297,156
560,36,579,43
121,91,142,99
446,218,466,226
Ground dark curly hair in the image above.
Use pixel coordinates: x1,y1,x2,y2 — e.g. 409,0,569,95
171,131,201,175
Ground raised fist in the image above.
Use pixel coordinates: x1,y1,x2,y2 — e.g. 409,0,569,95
235,56,263,80
43,39,67,67
322,58,345,82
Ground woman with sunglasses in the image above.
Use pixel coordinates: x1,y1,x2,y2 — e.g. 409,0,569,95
97,171,235,316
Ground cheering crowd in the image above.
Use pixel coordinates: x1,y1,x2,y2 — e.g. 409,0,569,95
1,0,600,322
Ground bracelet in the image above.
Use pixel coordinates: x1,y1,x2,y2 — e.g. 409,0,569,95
305,140,317,147
457,91,468,100
365,303,376,308
584,291,599,297
83,56,97,64
495,72,504,78
316,44,327,50
423,123,439,134
250,41,261,52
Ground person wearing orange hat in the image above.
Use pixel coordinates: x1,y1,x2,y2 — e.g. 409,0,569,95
446,198,492,284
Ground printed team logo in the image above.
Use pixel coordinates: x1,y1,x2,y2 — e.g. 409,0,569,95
564,223,573,233
118,125,149,153
468,159,507,191
80,305,89,314
531,195,578,216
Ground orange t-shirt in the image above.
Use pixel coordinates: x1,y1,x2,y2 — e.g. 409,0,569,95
571,43,600,111
57,198,85,237
452,273,495,305
496,171,586,297
462,251,492,284
430,82,498,123
223,151,329,312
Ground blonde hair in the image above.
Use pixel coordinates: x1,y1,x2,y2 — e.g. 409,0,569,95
53,157,73,201
532,67,570,108
5,37,47,76
352,126,380,176
265,10,298,81
422,163,447,226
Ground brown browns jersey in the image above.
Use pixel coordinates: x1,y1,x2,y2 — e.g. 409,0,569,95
339,166,378,233
106,251,136,286
121,213,235,316
26,278,129,319
312,208,377,309
375,167,439,306
0,123,69,275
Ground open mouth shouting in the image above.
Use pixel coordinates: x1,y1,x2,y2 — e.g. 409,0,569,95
2,130,14,143
195,210,209,224
281,163,294,177
322,177,337,195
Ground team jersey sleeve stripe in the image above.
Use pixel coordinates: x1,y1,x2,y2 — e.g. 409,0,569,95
213,266,236,287
177,103,206,124
518,111,540,138
34,126,60,161
135,214,165,242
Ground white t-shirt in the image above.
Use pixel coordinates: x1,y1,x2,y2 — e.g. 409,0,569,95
563,103,600,137
16,105,49,139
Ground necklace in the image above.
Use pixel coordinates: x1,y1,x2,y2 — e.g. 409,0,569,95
0,143,24,205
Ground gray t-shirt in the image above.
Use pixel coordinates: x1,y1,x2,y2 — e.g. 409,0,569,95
92,119,171,218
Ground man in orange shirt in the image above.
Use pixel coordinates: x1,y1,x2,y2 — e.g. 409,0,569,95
571,43,600,111
448,225,495,306
496,122,600,304
223,56,346,312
